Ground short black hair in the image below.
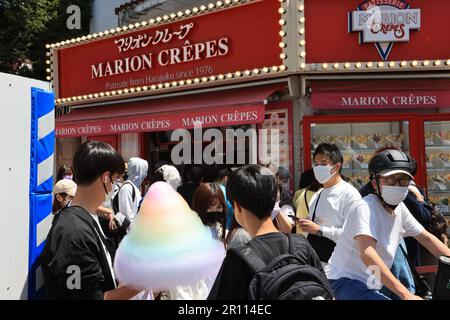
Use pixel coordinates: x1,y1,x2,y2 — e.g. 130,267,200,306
56,164,73,182
188,165,203,183
226,165,277,219
299,168,322,191
149,170,166,186
73,141,125,186
202,164,229,183
299,169,314,189
216,165,232,182
154,160,168,172
313,143,344,173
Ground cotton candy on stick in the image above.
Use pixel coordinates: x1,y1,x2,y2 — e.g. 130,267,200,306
114,182,225,291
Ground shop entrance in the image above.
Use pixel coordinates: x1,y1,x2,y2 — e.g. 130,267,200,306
142,124,257,173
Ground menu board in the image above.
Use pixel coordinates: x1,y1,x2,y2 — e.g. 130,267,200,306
260,110,290,169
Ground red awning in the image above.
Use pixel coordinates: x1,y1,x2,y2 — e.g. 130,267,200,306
310,79,450,110
56,84,283,137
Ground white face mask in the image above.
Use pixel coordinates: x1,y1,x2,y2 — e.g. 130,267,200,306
313,164,336,184
381,185,409,206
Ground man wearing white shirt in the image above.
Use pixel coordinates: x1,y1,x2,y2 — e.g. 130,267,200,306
299,143,362,262
325,149,450,300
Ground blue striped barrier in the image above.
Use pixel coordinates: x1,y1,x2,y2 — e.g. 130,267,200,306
28,88,54,300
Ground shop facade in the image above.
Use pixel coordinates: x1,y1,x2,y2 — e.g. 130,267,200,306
49,0,449,214
50,0,300,187
299,0,450,216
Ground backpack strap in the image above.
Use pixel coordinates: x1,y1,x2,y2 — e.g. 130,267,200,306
233,234,305,273
303,189,310,214
311,191,322,222
123,181,136,202
255,234,304,272
112,182,137,213
260,235,311,273
232,244,267,274
286,233,312,264
263,254,303,272
286,233,294,254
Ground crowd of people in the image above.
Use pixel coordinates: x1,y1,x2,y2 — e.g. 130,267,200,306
42,140,450,300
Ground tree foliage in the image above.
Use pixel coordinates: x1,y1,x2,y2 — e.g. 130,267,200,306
0,0,92,80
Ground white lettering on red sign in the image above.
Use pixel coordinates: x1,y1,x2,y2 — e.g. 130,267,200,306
349,1,421,60
140,119,171,130
76,124,101,135
114,23,195,53
110,122,140,133
56,127,77,136
392,95,437,105
92,32,230,79
360,1,407,11
181,110,259,127
92,54,153,79
351,9,420,42
341,95,438,107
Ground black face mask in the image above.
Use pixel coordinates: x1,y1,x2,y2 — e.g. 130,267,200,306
205,211,225,225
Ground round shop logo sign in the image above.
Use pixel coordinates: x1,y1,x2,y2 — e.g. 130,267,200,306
349,0,421,60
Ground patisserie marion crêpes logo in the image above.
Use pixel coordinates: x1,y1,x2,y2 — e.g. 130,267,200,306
349,0,421,60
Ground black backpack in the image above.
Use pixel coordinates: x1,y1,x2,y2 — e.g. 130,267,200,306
234,234,334,300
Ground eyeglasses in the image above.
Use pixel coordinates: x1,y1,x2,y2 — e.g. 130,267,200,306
379,175,411,187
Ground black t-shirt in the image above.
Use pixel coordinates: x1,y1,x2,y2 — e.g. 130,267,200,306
207,232,324,300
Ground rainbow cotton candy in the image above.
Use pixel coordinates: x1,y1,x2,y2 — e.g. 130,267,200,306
114,181,226,291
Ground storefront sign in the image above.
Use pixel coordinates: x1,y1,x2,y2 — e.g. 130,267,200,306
304,0,450,65
349,1,421,60
51,0,284,104
312,91,450,109
55,105,265,137
91,26,230,80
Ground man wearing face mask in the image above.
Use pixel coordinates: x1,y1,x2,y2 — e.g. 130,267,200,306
299,143,362,263
113,157,148,231
41,141,142,300
325,149,450,300
52,179,77,214
359,146,434,299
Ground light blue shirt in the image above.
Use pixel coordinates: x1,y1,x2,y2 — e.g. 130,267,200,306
219,184,234,230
